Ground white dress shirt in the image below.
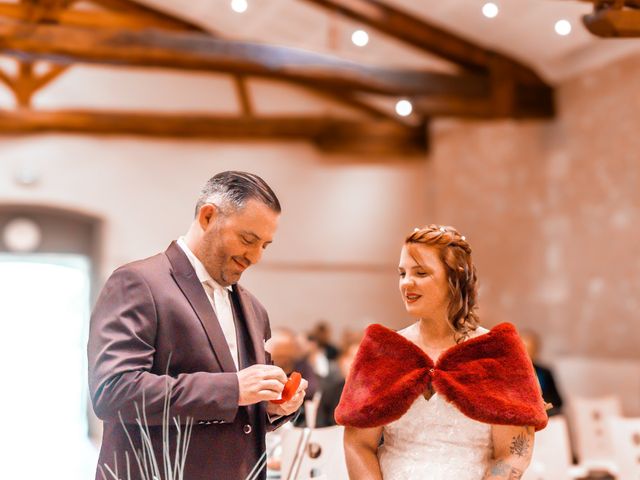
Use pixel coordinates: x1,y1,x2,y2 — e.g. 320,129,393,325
177,237,239,370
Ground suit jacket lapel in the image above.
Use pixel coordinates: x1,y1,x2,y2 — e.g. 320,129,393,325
165,241,237,373
233,284,266,365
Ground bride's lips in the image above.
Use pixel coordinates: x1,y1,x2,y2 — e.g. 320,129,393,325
404,292,422,304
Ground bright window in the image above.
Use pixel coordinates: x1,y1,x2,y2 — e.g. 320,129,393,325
0,253,98,479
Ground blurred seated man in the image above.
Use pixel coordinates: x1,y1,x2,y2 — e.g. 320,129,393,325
521,329,564,416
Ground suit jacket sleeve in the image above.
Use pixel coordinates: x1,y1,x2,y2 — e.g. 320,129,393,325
88,266,240,426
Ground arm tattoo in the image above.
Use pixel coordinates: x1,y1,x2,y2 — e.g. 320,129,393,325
508,467,523,479
509,432,531,457
484,461,524,479
490,460,509,476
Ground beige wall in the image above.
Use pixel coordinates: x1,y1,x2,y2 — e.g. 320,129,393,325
429,52,640,360
2,51,640,358
0,135,429,336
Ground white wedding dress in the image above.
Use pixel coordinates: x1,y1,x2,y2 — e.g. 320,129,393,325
377,388,493,479
373,326,495,479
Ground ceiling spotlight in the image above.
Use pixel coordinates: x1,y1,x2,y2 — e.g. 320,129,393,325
395,99,413,117
482,3,499,19
231,0,248,13
555,19,572,36
351,29,369,47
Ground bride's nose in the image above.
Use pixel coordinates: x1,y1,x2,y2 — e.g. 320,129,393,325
400,276,415,289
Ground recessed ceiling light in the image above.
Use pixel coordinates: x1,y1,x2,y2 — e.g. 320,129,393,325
395,99,413,117
231,0,248,13
482,3,499,19
555,19,572,36
351,30,369,47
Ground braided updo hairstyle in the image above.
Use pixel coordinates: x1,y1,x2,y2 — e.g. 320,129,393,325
405,224,479,341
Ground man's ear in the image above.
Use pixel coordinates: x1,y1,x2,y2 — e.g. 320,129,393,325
197,204,218,231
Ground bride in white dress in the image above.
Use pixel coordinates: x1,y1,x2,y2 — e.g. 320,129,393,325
377,327,492,480
341,225,539,480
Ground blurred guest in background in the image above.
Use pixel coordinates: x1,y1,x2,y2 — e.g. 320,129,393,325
521,329,564,416
309,320,340,360
316,341,360,428
300,332,330,379
267,327,319,402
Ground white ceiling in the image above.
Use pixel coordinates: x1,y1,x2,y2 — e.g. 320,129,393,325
135,0,640,84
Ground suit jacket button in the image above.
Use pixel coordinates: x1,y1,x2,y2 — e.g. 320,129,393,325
243,424,252,434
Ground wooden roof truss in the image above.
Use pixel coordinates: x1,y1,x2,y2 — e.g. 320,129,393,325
0,0,555,153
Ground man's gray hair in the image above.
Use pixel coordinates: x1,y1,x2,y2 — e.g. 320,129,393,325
195,171,281,217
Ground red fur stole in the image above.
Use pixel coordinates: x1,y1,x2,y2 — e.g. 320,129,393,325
335,322,548,431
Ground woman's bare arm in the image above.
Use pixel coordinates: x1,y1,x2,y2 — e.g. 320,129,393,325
483,424,535,480
343,425,384,480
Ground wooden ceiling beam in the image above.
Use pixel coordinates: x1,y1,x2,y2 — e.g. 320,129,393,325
577,0,640,37
0,0,210,32
19,0,68,22
86,0,209,33
304,86,403,122
583,6,640,36
301,0,547,85
0,109,428,153
5,1,403,122
13,61,35,107
233,75,253,117
0,4,408,122
0,20,489,98
411,84,554,119
0,59,69,108
576,0,640,8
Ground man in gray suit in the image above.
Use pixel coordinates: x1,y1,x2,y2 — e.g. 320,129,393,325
88,171,306,480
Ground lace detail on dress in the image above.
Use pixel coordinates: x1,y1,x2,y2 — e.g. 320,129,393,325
378,393,492,480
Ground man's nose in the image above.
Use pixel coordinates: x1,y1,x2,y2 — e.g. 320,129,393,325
244,246,263,266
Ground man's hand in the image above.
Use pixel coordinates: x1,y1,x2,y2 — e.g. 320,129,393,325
266,378,308,416
237,364,288,406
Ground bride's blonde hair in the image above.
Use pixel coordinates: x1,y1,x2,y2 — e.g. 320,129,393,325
405,224,479,342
